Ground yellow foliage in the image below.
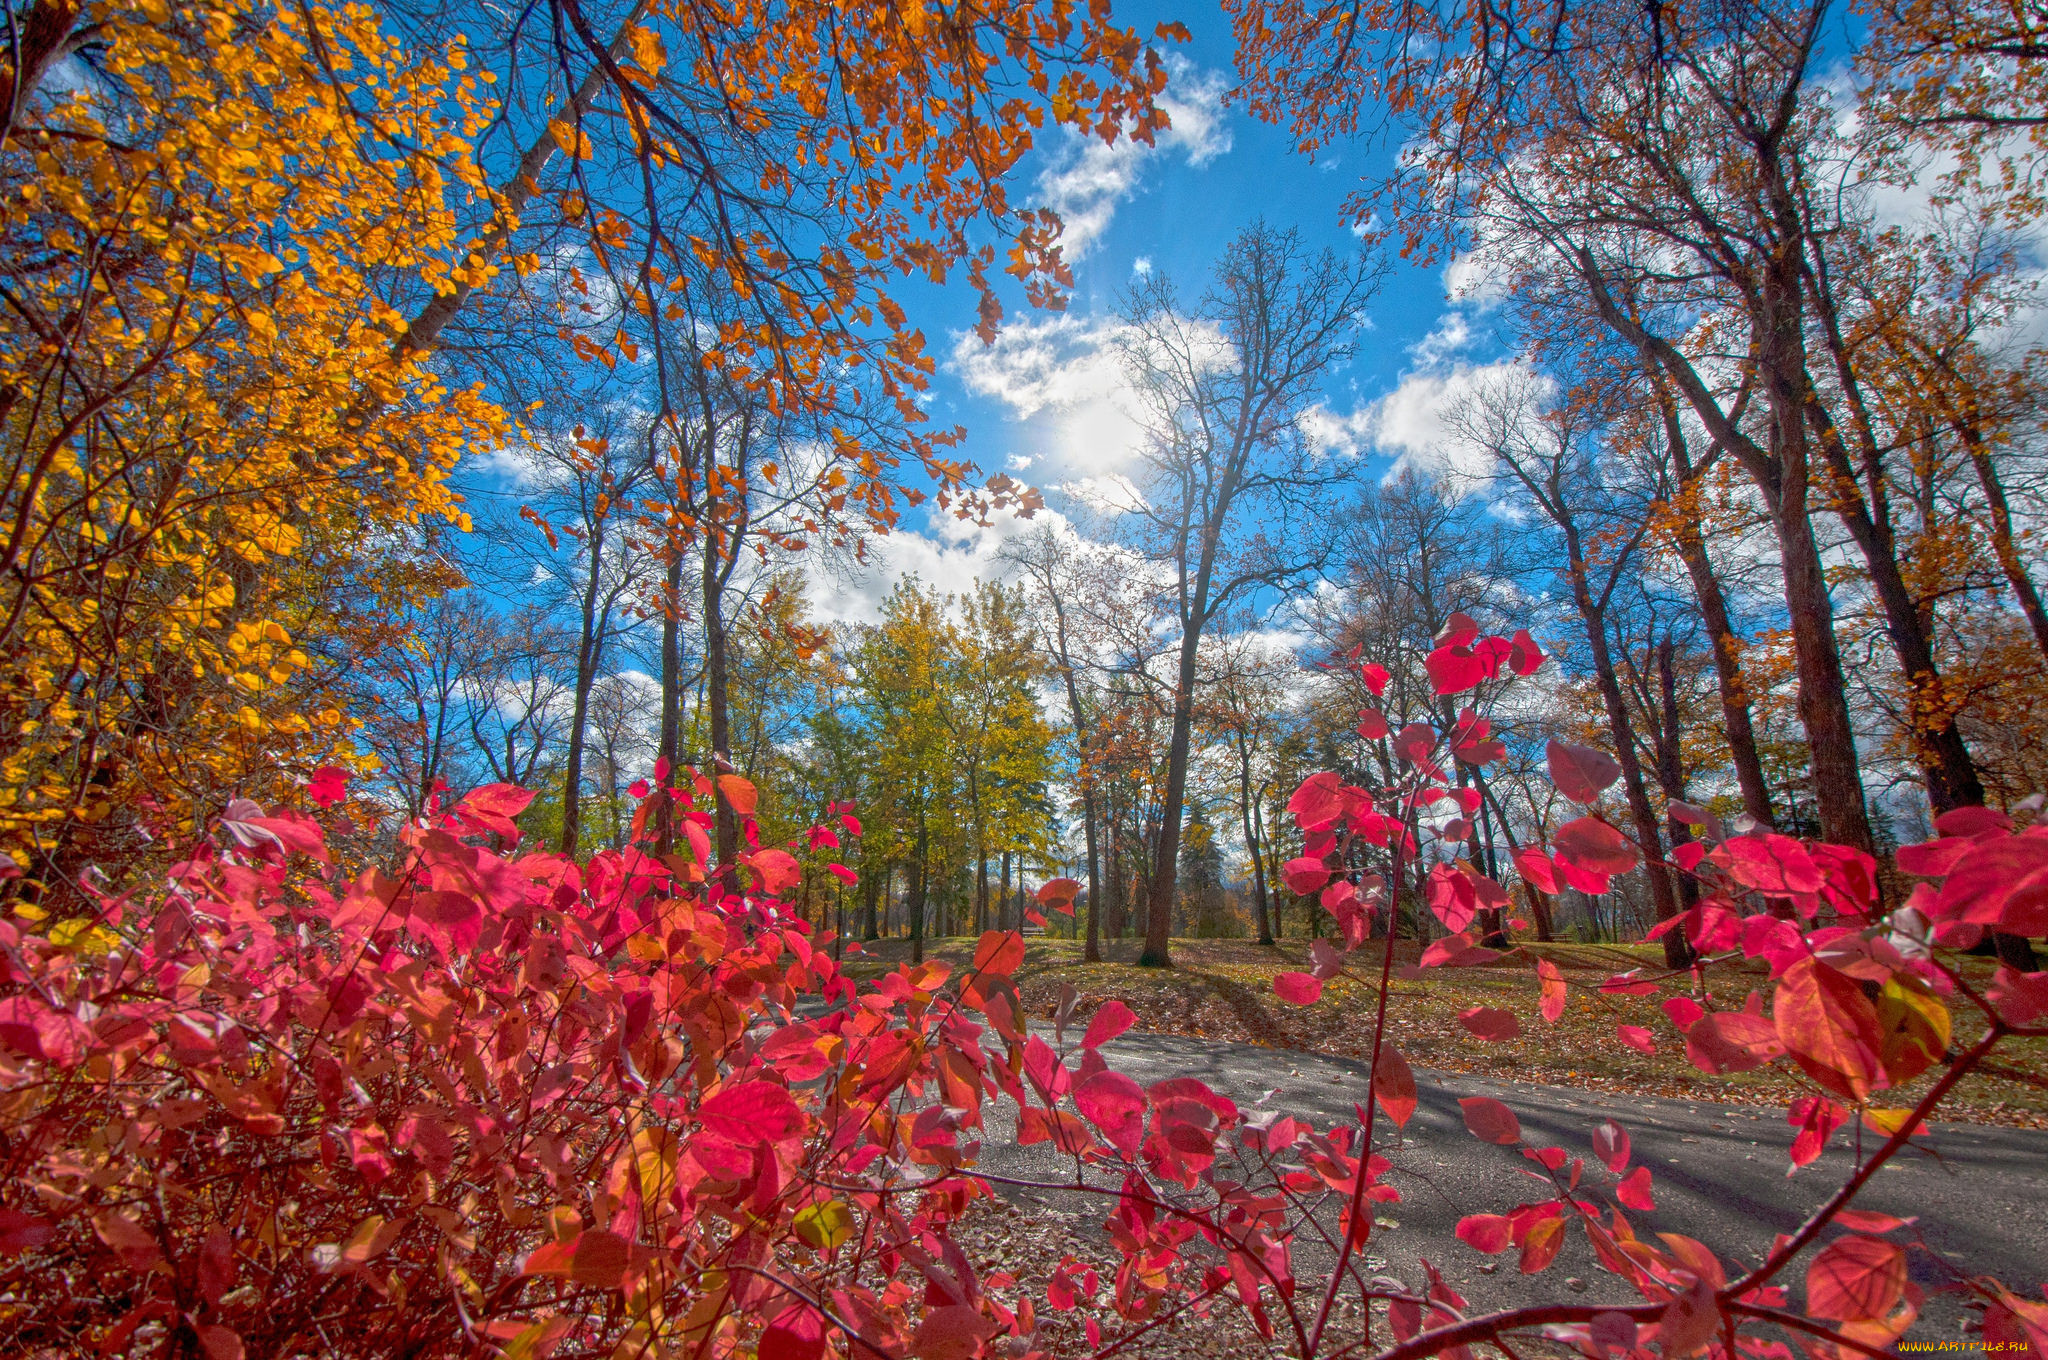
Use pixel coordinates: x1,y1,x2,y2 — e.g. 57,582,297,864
0,0,503,885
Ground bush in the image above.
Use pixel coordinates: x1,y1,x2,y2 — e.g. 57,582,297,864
3,620,2047,1360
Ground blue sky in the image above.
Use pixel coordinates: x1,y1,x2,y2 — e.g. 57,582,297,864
807,0,1514,623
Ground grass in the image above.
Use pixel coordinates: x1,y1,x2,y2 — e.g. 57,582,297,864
838,933,2048,1128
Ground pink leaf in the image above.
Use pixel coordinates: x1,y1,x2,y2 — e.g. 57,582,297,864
1513,847,1560,895
1553,817,1639,876
1082,1000,1136,1049
1592,1119,1630,1172
1274,973,1324,1006
1394,723,1438,766
1546,739,1621,804
1288,773,1345,830
1282,857,1332,896
1074,1071,1146,1158
1615,1165,1655,1211
308,765,349,808
1615,1024,1656,1055
699,1081,805,1146
1427,644,1488,695
1426,863,1478,932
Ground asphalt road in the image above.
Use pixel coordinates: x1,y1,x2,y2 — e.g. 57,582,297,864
972,1027,2048,1338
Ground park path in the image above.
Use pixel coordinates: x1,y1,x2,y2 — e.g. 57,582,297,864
970,1026,2048,1340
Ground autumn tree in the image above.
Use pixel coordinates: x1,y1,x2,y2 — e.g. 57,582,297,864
0,0,503,895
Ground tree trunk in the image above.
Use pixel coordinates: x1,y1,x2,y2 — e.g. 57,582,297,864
1141,628,1203,968
1654,636,1701,911
701,529,738,881
656,549,684,852
861,865,881,940
1082,781,1104,962
1670,532,1775,827
1962,421,2048,665
1566,533,1691,968
1238,734,1273,945
559,519,609,856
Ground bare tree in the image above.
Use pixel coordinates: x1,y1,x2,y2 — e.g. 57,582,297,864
1109,222,1383,968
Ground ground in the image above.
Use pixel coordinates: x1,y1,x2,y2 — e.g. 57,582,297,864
838,934,2048,1128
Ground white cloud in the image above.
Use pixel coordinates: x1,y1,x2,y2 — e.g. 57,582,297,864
1408,311,1472,367
1299,402,1376,458
1132,255,1153,277
1368,359,1536,482
1034,61,1232,258
947,313,1147,477
1056,473,1148,515
803,506,1073,625
951,313,1124,419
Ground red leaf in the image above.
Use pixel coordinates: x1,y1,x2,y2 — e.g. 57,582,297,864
1806,1235,1906,1322
1459,1095,1521,1144
1274,973,1324,1006
1662,996,1706,1031
1615,1165,1655,1211
1934,836,2048,931
1519,1215,1566,1274
1773,958,1885,1102
1716,834,1824,896
1082,1000,1136,1049
458,784,535,830
1536,958,1566,1023
1288,773,1345,829
827,863,858,885
1546,739,1620,804
1361,662,1391,696
1394,722,1438,766
1508,628,1545,675
699,1081,804,1146
196,1326,244,1360
1787,1096,1846,1169
1074,1071,1146,1158
1986,967,2048,1026
1427,644,1488,695
1437,611,1481,646
747,848,801,894
1036,877,1081,907
1374,1046,1417,1128
1458,1005,1520,1041
308,766,349,808
1513,847,1560,894
1685,1009,1785,1075
1455,1214,1512,1253
760,1306,826,1360
1591,1119,1630,1172
1356,708,1389,740
1427,863,1478,932
1615,1024,1656,1055
409,889,482,956
971,930,1027,978
522,1229,635,1289
1282,857,1332,896
0,1208,54,1254
1552,817,1639,876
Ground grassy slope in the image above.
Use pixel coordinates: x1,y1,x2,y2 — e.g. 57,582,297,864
840,934,2048,1128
